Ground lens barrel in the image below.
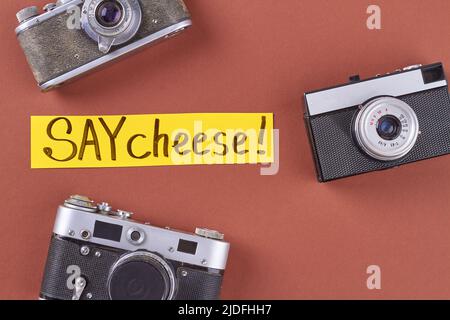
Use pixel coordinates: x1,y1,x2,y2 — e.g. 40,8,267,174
96,1,124,27
108,251,176,300
81,0,142,53
353,97,419,161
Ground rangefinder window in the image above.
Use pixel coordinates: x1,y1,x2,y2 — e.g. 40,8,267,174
177,239,198,255
93,220,123,242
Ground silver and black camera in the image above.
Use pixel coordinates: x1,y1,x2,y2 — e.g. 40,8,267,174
15,0,192,90
40,195,230,300
304,63,450,182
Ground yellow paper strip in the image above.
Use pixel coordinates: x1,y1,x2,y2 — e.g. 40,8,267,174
31,113,274,168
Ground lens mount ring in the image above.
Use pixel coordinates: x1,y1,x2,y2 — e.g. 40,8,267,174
107,251,176,300
81,0,142,52
353,96,419,161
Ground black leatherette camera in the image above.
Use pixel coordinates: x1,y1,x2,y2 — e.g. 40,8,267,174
304,63,450,182
40,195,230,300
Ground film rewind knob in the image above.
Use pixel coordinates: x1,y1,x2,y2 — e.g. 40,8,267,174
64,195,97,211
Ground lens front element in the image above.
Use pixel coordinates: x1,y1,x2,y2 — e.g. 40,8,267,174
96,1,124,27
353,97,419,161
376,115,402,141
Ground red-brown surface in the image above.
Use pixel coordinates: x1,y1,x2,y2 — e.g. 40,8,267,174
0,0,450,299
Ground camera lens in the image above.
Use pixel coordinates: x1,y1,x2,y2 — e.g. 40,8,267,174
108,252,175,300
376,115,402,140
81,0,143,54
95,0,123,27
353,97,419,161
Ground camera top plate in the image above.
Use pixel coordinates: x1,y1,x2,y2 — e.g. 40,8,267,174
304,63,448,116
53,195,230,270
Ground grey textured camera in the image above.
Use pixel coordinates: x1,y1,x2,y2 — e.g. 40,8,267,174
40,195,229,300
304,63,450,182
15,0,192,91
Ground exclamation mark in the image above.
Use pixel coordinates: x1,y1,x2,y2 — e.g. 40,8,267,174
257,116,266,155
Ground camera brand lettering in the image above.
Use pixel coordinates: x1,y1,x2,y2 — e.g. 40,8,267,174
30,113,274,168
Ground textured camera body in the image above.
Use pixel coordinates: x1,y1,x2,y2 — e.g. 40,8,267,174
15,0,191,90
39,195,229,300
304,63,450,182
40,235,224,300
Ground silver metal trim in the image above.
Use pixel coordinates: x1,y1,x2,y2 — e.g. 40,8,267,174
43,3,58,12
403,64,422,71
15,0,84,34
16,6,39,24
39,19,192,90
107,251,176,300
305,69,448,116
53,205,229,270
80,245,90,255
72,276,87,300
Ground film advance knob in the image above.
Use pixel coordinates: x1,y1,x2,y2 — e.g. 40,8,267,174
16,6,39,23
195,228,224,240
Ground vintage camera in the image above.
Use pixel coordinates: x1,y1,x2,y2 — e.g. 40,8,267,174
15,0,192,91
40,195,230,300
304,63,450,182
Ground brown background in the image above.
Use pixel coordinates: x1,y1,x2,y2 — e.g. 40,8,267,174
0,0,449,299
